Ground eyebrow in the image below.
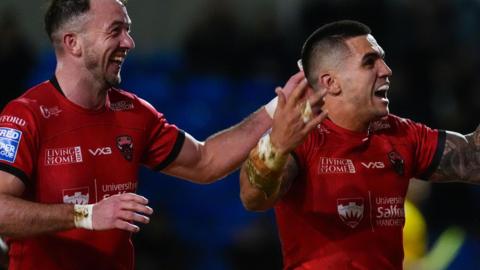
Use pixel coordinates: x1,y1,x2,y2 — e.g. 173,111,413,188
361,50,385,63
108,20,131,30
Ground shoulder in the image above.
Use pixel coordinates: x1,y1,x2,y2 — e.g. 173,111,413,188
2,81,56,117
108,88,164,117
372,114,442,150
371,114,405,131
107,88,174,132
371,114,432,134
0,83,54,137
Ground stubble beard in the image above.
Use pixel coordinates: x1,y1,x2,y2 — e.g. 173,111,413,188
84,49,121,88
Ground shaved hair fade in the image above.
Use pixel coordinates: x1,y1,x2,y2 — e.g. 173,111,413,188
301,20,371,88
44,0,128,47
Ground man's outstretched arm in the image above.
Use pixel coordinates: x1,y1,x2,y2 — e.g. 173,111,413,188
161,72,310,183
429,124,480,183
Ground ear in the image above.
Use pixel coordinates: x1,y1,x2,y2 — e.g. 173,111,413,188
319,73,341,95
63,33,82,57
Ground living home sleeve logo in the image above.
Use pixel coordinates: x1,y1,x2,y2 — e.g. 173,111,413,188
337,198,364,228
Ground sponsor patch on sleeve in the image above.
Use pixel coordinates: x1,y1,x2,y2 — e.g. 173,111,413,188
0,127,22,163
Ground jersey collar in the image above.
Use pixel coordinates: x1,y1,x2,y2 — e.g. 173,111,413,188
49,75,66,97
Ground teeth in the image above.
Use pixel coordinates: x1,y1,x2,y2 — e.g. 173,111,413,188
376,85,389,91
113,57,123,62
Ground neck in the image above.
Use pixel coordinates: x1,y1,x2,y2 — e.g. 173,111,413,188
323,102,370,132
55,62,109,110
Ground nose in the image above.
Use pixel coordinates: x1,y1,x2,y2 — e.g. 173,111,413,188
378,60,392,78
121,31,135,50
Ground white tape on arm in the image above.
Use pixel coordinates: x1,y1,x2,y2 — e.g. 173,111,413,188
74,204,94,230
264,96,278,119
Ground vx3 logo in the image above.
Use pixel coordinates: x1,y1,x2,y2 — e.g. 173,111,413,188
89,147,112,156
361,162,385,169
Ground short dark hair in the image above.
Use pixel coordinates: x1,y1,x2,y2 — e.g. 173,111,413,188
301,20,371,87
44,0,128,42
44,0,90,42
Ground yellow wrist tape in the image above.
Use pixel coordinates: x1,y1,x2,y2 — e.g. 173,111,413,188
246,134,287,197
74,204,93,230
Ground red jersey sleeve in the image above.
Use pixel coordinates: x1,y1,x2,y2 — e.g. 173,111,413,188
138,98,185,171
401,118,446,180
0,99,40,184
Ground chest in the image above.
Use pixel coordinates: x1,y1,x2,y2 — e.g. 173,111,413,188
293,138,415,230
303,135,414,194
32,111,147,204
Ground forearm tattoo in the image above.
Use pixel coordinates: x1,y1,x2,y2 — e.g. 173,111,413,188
431,125,480,183
278,157,298,196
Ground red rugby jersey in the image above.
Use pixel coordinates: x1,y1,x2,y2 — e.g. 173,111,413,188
275,115,445,270
0,78,184,270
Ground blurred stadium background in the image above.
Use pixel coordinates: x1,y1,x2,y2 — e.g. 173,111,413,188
2,0,480,269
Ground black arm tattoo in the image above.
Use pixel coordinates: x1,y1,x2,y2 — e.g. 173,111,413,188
278,156,298,197
430,124,480,183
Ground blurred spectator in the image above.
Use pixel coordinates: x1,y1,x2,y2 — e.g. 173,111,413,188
183,0,246,76
404,198,467,270
0,7,36,110
403,199,428,268
405,180,480,270
241,7,291,80
183,0,294,80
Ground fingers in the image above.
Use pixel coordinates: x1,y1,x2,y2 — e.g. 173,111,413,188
304,110,329,131
281,71,306,98
288,79,309,104
276,87,287,109
117,193,153,214
284,71,305,88
118,210,151,225
119,192,148,205
120,201,153,215
112,198,152,233
114,220,140,233
308,88,327,108
93,193,154,232
115,193,153,223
